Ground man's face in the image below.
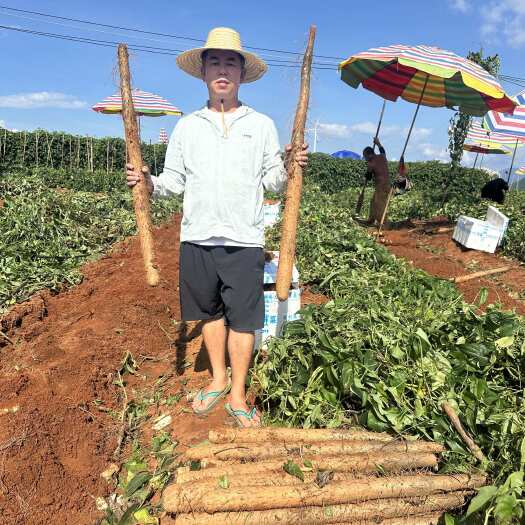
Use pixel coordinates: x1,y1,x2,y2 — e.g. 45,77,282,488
202,49,244,100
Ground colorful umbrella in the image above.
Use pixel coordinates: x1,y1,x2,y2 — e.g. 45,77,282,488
340,45,516,117
463,143,510,154
467,121,524,146
464,142,510,169
92,89,182,116
159,128,169,144
515,166,525,175
484,90,525,181
339,44,516,229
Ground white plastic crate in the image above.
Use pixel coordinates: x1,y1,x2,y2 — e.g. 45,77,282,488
263,201,281,228
263,251,299,285
453,215,502,253
254,288,301,349
485,206,509,247
254,250,300,349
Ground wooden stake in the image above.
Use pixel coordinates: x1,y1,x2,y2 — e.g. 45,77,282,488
173,493,467,525
442,402,486,462
276,26,316,301
163,473,485,513
453,266,510,283
118,44,160,286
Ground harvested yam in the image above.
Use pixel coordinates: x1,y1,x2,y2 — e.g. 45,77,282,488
177,452,438,484
173,493,467,524
208,427,394,444
163,473,485,513
183,440,444,462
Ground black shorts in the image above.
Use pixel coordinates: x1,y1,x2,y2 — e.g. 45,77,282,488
179,242,265,332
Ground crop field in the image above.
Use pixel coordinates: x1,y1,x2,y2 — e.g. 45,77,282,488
1,150,524,524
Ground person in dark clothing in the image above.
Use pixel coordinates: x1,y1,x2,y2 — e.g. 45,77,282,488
481,177,509,204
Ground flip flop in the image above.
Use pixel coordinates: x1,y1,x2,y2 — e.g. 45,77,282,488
192,382,231,415
225,402,261,428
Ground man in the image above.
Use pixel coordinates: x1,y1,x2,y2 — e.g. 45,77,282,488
126,27,308,428
362,137,390,224
481,177,509,204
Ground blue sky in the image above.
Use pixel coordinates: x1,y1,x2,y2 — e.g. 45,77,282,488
1,0,525,183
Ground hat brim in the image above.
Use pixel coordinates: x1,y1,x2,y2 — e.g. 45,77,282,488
176,47,267,83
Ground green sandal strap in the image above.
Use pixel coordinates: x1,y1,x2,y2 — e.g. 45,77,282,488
230,406,257,420
196,389,225,402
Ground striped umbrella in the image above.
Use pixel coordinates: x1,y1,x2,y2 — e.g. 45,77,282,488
158,128,169,144
340,44,516,229
484,90,525,182
463,143,510,154
467,121,524,146
92,89,182,116
340,45,516,116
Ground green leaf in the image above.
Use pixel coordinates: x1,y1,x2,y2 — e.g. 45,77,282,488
283,460,304,481
466,485,498,517
495,336,514,349
125,471,151,497
218,475,230,489
494,494,518,521
133,507,158,524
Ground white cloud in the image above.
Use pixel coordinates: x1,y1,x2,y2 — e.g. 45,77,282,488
318,121,431,140
481,0,525,47
417,143,449,161
0,92,87,109
0,120,5,128
450,0,470,12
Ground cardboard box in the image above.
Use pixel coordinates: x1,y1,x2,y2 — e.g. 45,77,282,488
263,201,281,228
453,206,509,254
485,206,509,247
453,215,502,253
255,289,301,349
255,250,301,349
263,251,299,285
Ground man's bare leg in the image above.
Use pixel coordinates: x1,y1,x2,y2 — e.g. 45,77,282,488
192,318,228,412
227,329,260,427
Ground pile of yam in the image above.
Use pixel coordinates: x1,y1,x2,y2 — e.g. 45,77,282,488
163,427,485,524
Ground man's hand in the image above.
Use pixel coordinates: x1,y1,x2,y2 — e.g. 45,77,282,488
126,163,153,195
284,143,309,169
373,137,382,148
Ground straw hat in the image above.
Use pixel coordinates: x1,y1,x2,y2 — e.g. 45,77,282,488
176,27,267,83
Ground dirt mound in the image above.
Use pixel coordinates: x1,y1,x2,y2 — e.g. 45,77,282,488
0,216,325,525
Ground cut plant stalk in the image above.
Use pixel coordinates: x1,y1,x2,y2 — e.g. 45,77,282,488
183,439,444,462
276,25,316,301
442,402,486,462
177,451,439,483
163,473,485,513
117,44,159,286
173,492,468,525
453,266,510,283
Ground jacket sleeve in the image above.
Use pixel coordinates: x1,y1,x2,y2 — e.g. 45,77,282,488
262,120,287,193
151,120,186,199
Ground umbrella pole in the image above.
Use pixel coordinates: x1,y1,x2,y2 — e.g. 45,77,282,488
378,74,429,233
472,152,479,169
373,100,387,151
506,138,519,184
